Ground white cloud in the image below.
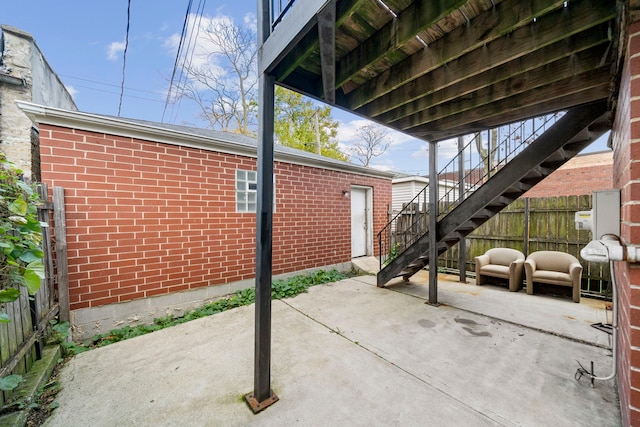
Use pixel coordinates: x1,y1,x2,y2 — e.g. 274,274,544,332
163,33,180,51
337,118,413,148
438,138,460,161
336,118,371,144
107,41,126,61
65,85,78,98
411,143,429,160
162,13,258,95
244,13,257,33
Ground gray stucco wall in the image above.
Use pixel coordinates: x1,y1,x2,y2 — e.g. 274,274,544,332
0,24,76,178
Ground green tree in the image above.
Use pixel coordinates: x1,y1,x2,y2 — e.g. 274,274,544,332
274,87,347,161
176,16,346,160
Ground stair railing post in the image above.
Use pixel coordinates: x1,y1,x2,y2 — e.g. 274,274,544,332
428,141,439,304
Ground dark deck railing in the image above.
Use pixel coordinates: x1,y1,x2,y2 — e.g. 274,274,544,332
271,0,297,30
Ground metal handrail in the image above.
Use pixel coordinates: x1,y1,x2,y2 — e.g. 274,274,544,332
377,112,564,269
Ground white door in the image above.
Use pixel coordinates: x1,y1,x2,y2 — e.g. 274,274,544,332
351,187,368,258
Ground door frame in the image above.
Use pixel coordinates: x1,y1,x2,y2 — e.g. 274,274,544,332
350,185,373,257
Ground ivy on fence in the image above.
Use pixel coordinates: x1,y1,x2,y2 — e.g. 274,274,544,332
0,154,45,323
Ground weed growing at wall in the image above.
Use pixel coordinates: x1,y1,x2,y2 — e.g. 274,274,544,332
0,154,44,323
58,269,350,355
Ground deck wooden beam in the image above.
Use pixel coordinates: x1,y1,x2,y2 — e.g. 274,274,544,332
318,0,336,104
417,83,610,141
270,0,368,81
335,0,468,88
395,45,610,130
364,23,611,121
345,0,612,110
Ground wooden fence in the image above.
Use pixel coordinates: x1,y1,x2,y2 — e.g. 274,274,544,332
438,195,610,297
0,185,67,407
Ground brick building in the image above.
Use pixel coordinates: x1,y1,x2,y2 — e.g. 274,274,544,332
524,150,613,198
611,19,640,425
19,102,393,340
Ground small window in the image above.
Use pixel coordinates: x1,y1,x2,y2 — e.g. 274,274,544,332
236,169,257,212
236,169,276,213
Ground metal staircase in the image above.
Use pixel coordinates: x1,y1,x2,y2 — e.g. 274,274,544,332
377,101,610,287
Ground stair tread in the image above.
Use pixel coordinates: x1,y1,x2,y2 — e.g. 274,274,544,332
377,102,607,286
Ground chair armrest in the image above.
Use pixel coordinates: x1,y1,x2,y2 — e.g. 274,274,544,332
510,258,524,274
475,254,490,268
524,258,536,272
569,262,583,283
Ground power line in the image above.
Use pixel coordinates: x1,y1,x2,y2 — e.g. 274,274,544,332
163,0,193,123
68,84,166,104
167,0,206,124
118,0,132,116
60,74,161,95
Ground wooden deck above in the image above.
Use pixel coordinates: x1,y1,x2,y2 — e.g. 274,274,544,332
262,0,623,141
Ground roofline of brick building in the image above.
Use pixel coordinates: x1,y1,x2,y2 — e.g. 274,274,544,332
17,101,396,180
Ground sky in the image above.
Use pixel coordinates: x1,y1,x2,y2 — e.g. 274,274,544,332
2,1,609,176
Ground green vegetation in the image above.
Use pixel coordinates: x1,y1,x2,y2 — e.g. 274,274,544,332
274,87,347,161
383,243,402,266
0,154,44,323
57,269,349,355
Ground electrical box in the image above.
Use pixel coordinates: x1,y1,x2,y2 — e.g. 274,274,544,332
592,189,620,239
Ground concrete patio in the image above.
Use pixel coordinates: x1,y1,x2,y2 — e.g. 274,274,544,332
44,270,619,426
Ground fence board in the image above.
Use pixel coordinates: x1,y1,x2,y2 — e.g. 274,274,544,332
53,187,70,322
439,195,609,298
1,186,59,407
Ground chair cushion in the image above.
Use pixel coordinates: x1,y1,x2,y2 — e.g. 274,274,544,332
531,270,573,286
479,265,510,278
528,251,579,273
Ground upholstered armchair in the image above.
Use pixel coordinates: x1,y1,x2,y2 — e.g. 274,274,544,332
475,248,525,292
524,251,583,303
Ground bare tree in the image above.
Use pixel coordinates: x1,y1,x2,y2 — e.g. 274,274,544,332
174,16,345,159
350,124,391,167
474,128,498,181
177,18,257,135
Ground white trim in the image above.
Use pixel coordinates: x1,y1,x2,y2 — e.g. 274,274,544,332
16,101,395,180
392,176,429,185
350,185,373,257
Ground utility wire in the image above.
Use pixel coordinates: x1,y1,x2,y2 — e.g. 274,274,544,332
69,84,166,104
163,0,193,122
118,0,132,116
61,74,160,95
167,0,206,124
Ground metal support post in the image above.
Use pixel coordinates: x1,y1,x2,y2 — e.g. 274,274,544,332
245,0,278,414
428,141,439,305
457,136,467,283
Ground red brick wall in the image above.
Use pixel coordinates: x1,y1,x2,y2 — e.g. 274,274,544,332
612,21,640,427
524,151,613,198
39,125,391,311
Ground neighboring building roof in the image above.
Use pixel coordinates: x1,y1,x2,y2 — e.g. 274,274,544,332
392,175,429,185
16,101,396,180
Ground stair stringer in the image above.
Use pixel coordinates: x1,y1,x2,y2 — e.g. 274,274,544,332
377,100,610,286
